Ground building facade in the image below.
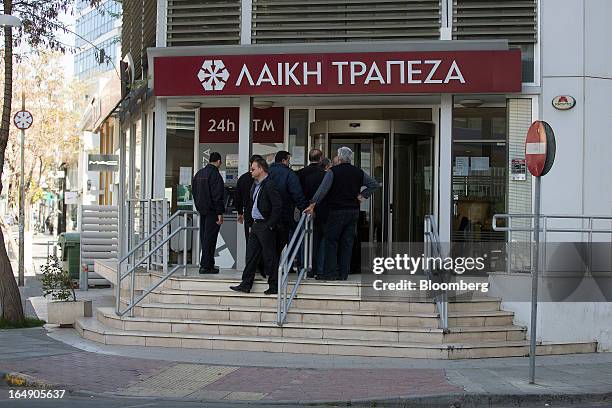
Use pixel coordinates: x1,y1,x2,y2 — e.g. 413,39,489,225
75,0,122,210
115,0,612,348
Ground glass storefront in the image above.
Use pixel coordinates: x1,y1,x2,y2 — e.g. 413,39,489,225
288,109,308,170
452,106,507,242
166,111,196,213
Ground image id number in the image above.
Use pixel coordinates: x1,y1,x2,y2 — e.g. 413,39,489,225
9,389,66,399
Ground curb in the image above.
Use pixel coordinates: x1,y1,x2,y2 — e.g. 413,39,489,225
1,370,56,389
66,388,612,407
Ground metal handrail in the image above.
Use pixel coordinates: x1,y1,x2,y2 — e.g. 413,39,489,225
424,215,449,330
116,210,199,317
493,213,612,275
277,213,314,326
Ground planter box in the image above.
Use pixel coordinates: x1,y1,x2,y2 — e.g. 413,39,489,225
47,300,93,327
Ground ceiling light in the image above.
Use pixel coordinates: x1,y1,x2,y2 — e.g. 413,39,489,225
253,100,274,109
458,99,484,108
178,101,202,110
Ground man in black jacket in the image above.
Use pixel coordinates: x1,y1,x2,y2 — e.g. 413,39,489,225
230,158,282,294
303,157,332,277
192,152,224,274
296,148,322,192
235,154,263,240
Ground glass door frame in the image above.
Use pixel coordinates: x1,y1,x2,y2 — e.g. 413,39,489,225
311,119,434,248
389,121,435,243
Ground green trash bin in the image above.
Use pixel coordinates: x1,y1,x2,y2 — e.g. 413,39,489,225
58,232,80,281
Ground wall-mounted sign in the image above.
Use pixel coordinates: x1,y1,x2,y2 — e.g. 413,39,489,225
200,107,284,143
64,191,79,205
48,170,65,179
88,154,119,171
552,95,576,110
154,50,522,97
511,158,526,180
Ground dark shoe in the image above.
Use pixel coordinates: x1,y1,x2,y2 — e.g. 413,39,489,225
315,275,333,281
199,267,219,274
230,284,250,293
307,271,315,278
264,287,278,295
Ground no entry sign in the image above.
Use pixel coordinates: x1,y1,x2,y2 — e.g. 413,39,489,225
525,121,556,177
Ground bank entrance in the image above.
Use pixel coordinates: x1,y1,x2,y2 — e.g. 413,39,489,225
310,120,433,270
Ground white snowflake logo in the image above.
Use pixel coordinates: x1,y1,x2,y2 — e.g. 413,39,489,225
197,59,230,91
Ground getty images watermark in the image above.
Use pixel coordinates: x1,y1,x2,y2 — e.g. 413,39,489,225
370,254,490,293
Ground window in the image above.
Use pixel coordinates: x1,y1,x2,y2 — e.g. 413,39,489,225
452,106,507,243
288,110,308,169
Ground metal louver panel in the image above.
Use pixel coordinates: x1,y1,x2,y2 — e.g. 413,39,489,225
453,0,537,44
252,0,441,44
122,0,157,80
167,0,241,46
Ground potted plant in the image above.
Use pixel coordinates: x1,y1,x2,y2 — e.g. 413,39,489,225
41,256,92,327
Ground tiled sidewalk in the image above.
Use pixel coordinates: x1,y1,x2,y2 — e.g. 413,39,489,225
2,327,612,405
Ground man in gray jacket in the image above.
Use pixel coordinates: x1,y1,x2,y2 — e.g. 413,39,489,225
304,147,380,280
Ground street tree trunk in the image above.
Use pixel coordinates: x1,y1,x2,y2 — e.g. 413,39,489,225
0,0,25,323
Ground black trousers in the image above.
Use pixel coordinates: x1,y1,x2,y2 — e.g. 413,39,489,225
199,212,220,269
323,209,359,280
311,219,325,276
275,224,289,259
241,222,278,289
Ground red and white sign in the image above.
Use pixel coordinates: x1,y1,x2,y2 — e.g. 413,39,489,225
155,50,521,97
200,107,284,143
525,121,556,177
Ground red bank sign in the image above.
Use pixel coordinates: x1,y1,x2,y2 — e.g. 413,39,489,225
154,50,522,97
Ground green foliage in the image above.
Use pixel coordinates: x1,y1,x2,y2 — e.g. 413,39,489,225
0,317,46,329
40,256,76,302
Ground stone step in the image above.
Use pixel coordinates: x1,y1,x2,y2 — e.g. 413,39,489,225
146,289,502,313
76,317,597,359
97,308,525,343
133,302,515,328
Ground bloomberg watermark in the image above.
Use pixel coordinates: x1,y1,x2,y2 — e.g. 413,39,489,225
360,242,612,302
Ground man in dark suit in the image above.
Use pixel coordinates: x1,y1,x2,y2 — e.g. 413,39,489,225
296,148,322,192
192,152,225,274
303,157,331,277
235,154,263,240
230,158,282,294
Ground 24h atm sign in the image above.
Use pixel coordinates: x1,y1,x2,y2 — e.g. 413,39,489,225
154,50,521,96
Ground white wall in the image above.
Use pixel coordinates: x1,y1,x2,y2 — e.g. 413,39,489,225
494,0,612,350
501,301,612,351
540,0,612,218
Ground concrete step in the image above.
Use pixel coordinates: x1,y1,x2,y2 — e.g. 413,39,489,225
97,308,525,343
133,302,515,328
76,316,596,359
145,289,502,313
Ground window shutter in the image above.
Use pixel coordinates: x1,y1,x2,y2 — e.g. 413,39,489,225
167,0,242,46
252,0,441,44
453,0,537,45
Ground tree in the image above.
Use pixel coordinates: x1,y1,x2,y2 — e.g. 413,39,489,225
0,0,99,323
3,52,85,226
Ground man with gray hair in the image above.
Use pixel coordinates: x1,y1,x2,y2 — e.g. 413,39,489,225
304,146,380,280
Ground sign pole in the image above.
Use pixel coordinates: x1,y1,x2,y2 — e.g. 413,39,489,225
18,90,25,287
529,175,541,384
524,120,555,385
